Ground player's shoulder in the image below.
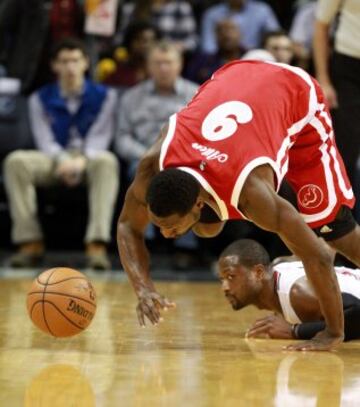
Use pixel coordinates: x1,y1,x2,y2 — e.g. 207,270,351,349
131,125,167,201
273,260,304,275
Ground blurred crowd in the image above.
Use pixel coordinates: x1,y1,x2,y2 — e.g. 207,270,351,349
0,0,359,271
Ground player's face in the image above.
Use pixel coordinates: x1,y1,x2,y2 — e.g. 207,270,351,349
52,49,89,85
148,205,202,239
218,256,260,310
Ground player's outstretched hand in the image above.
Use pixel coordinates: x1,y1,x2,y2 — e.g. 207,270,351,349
246,315,293,340
136,289,176,327
284,330,344,352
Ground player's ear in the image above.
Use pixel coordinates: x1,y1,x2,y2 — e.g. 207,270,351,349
253,264,266,280
195,196,204,209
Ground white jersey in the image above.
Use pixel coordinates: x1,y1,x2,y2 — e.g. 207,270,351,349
274,261,360,324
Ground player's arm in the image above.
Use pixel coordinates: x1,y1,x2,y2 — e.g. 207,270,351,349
239,166,343,351
117,148,175,326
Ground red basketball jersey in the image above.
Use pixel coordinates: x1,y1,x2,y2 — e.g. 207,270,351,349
160,61,354,226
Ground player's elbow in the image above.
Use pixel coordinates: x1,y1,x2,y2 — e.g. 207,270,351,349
302,247,334,274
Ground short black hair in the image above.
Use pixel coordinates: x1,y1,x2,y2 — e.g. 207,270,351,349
220,239,271,268
146,169,200,217
122,20,159,49
51,37,88,60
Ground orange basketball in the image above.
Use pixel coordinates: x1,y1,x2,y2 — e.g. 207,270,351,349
26,268,97,337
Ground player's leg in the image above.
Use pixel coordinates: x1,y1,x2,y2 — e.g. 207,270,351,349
327,225,360,267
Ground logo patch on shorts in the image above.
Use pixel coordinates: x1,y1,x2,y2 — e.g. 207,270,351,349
298,184,324,209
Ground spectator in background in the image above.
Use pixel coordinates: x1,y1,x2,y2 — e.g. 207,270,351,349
115,41,198,173
117,0,197,52
3,38,119,269
0,0,84,94
289,0,316,71
185,18,245,84
201,0,280,53
97,21,159,89
313,0,360,187
115,40,199,268
262,30,294,64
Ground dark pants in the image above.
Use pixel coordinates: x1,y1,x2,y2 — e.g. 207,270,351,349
331,52,360,185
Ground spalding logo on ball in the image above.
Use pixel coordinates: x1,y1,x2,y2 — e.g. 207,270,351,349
26,268,97,337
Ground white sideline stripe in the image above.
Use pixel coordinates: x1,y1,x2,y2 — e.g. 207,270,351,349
159,113,177,170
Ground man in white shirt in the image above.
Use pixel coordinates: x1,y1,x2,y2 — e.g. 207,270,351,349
313,0,360,185
218,239,360,343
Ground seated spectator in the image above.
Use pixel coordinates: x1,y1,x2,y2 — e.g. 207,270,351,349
3,38,119,270
262,30,294,64
97,21,159,89
115,40,199,268
115,40,198,172
185,18,245,84
118,0,197,52
201,0,280,53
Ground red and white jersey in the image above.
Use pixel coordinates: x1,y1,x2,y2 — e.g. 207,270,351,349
160,61,354,227
274,261,360,324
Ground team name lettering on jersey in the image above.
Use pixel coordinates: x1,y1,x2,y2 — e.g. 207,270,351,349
191,143,228,163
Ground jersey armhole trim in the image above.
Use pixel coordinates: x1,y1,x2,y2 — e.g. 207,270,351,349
230,156,282,217
159,113,177,170
176,166,229,220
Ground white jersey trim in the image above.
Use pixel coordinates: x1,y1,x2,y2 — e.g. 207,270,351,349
265,62,354,225
159,113,177,171
176,166,229,220
230,156,282,218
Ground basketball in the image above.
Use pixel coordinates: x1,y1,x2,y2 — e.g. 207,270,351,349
26,268,97,337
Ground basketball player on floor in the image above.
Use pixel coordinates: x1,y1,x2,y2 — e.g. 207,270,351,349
218,239,360,342
117,60,360,351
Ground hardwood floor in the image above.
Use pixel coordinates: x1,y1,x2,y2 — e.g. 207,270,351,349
0,274,359,406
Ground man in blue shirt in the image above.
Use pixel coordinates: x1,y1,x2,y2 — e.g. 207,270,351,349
4,38,119,269
201,0,280,53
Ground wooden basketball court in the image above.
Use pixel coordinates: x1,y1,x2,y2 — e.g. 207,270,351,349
0,271,359,406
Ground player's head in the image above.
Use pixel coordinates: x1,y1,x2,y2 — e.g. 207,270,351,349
146,168,203,238
51,37,89,85
218,239,271,310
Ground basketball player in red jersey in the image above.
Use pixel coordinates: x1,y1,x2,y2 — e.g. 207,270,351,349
117,60,360,351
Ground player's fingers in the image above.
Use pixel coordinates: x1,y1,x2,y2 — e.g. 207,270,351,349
136,306,146,327
247,324,270,338
152,294,176,310
144,300,161,324
251,318,270,329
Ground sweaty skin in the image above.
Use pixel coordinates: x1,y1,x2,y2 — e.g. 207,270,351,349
117,126,346,351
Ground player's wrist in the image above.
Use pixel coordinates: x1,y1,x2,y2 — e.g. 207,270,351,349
291,323,299,339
